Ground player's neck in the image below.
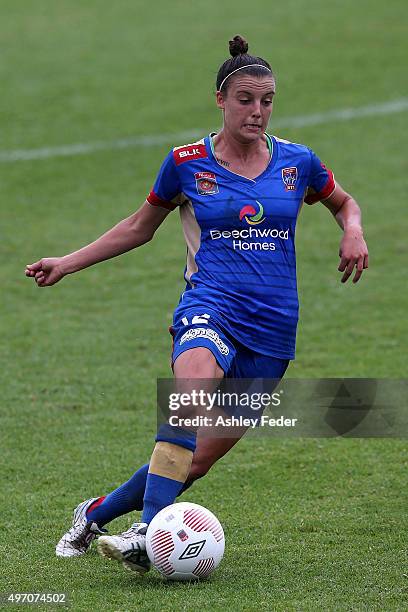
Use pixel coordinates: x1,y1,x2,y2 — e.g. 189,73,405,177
213,129,268,163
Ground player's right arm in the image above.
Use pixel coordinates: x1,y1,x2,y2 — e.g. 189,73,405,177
25,201,170,287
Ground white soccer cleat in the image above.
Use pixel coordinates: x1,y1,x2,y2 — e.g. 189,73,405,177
97,522,151,574
56,498,106,558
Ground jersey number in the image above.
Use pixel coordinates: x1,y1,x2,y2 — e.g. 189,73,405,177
181,314,211,326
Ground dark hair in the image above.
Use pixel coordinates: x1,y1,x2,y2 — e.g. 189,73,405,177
216,35,273,93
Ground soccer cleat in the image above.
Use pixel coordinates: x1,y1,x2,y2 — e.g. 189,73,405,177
97,522,151,574
55,498,107,558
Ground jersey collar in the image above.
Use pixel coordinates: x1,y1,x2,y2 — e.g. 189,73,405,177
206,132,276,184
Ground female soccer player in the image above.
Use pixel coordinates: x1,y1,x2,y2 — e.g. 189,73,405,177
26,36,368,574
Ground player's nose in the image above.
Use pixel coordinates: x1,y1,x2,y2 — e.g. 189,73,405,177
251,101,262,117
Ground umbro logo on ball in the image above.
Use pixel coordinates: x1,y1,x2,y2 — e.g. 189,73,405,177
178,540,206,560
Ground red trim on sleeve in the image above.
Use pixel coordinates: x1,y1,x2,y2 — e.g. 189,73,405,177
147,190,178,211
304,167,335,204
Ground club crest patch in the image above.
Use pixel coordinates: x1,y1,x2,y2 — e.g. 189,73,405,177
282,167,298,191
195,172,219,195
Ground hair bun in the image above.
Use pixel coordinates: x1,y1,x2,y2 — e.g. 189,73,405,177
229,35,249,57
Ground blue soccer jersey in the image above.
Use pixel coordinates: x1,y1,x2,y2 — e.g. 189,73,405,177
147,134,335,359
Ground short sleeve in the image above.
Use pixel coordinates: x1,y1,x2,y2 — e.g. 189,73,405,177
304,149,335,204
146,150,183,211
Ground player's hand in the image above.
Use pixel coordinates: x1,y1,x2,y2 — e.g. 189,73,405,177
338,227,369,283
25,257,65,287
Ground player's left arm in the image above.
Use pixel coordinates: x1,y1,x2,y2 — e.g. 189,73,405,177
321,183,369,283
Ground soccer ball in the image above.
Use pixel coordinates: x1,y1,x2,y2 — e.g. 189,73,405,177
146,502,225,581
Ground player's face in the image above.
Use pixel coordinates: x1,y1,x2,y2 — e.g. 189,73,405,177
216,75,276,143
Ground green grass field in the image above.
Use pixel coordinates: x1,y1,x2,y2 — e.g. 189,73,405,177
1,0,408,610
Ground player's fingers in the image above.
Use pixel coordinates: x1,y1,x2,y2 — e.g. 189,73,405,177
25,264,41,276
35,271,45,280
363,254,369,269
26,260,43,272
353,258,364,283
341,258,356,283
352,268,363,283
338,256,348,272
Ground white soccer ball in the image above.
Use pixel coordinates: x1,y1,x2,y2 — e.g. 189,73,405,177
146,502,225,581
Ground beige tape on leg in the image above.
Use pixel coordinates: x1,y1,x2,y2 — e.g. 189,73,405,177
148,441,193,482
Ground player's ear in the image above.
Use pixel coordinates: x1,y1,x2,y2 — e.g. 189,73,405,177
216,91,225,110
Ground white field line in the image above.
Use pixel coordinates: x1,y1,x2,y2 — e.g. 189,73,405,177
1,98,407,163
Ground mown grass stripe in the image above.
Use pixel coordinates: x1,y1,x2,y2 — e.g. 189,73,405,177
1,98,407,163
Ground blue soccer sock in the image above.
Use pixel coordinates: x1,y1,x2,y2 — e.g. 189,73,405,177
86,425,197,526
142,472,185,524
86,463,197,527
179,478,194,494
86,463,149,526
141,430,196,524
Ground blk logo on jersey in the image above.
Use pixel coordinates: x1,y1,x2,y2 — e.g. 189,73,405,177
195,172,219,195
282,167,298,191
173,143,208,166
239,200,265,225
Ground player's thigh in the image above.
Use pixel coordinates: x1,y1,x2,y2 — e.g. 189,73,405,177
173,347,224,379
171,310,235,378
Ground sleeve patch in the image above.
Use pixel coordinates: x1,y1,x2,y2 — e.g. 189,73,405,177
173,143,208,166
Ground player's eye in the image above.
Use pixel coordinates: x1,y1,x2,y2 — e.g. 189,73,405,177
263,99,273,106
239,99,250,104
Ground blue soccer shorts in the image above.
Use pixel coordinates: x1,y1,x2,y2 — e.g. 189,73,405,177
170,308,289,380
159,309,290,448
